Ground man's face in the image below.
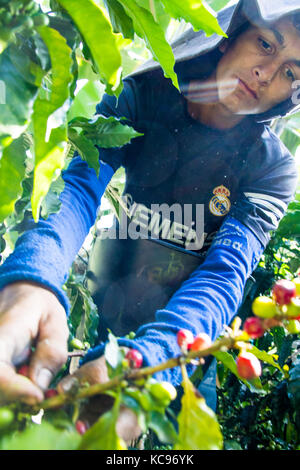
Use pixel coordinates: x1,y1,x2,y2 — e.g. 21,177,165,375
216,17,300,116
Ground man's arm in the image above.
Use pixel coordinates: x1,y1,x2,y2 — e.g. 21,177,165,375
81,215,264,383
0,76,140,312
77,126,299,385
0,78,139,403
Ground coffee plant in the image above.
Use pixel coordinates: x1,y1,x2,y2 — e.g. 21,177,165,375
0,0,299,450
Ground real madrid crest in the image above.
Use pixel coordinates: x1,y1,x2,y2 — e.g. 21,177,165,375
209,185,231,217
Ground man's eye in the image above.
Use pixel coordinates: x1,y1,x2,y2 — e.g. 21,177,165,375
284,66,295,81
258,38,273,52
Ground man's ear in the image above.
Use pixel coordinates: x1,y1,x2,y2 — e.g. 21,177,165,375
219,39,229,53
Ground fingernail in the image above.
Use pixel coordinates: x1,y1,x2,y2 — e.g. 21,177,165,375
36,368,53,390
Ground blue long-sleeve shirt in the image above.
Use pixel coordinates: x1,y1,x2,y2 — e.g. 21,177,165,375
0,65,297,387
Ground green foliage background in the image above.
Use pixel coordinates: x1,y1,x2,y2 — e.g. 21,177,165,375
0,0,299,451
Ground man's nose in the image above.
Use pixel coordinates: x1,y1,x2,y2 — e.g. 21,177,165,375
253,61,279,85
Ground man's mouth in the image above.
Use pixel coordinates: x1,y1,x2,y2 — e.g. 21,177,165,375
238,79,258,100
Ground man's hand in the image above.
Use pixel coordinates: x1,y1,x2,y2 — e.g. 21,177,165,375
0,281,69,406
57,355,142,446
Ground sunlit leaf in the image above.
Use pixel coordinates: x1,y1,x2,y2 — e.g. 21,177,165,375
160,0,227,36
31,25,73,220
174,371,223,450
103,0,135,40
0,135,28,222
78,393,127,450
57,0,122,96
0,421,80,450
118,0,179,89
0,46,40,146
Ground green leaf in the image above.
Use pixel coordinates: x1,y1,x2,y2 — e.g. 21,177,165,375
31,125,67,221
249,345,282,371
68,114,143,175
206,0,232,13
70,114,144,148
148,410,178,444
31,25,73,220
78,393,127,450
104,331,125,378
0,421,80,450
40,174,65,219
0,135,28,222
68,127,100,176
133,0,171,32
213,350,264,393
118,0,179,89
160,0,227,36
280,128,300,156
0,46,39,146
67,280,99,348
103,0,135,40
174,373,223,450
57,0,122,96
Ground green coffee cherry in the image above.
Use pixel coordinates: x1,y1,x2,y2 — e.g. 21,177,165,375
0,407,14,430
21,16,34,29
292,277,300,296
70,338,85,350
286,320,300,335
1,11,12,24
285,297,300,318
148,381,177,406
33,14,49,27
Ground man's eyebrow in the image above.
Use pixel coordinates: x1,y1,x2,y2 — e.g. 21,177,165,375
268,27,300,69
269,27,285,46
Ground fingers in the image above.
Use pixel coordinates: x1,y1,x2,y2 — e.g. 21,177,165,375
0,362,44,406
116,406,141,445
57,356,141,445
0,282,69,405
57,356,109,394
30,311,69,391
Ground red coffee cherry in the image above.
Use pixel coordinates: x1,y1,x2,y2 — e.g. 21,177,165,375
17,364,30,377
176,329,194,350
236,352,262,380
75,420,88,435
45,389,59,399
243,317,265,338
190,333,212,351
125,349,143,369
272,279,296,306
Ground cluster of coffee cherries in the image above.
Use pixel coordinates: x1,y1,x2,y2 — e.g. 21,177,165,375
237,276,300,381
176,327,262,381
249,277,300,336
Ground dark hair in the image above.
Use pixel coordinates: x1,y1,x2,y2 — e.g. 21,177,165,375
292,12,300,33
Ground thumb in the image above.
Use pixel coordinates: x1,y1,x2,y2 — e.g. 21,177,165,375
57,356,109,394
30,311,69,391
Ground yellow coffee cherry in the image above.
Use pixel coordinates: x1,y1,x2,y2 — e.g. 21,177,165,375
252,296,278,318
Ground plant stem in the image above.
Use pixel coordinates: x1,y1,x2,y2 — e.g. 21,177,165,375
32,335,235,413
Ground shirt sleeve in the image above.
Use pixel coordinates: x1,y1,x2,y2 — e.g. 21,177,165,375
82,215,265,385
229,126,298,248
0,78,141,313
82,126,298,384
